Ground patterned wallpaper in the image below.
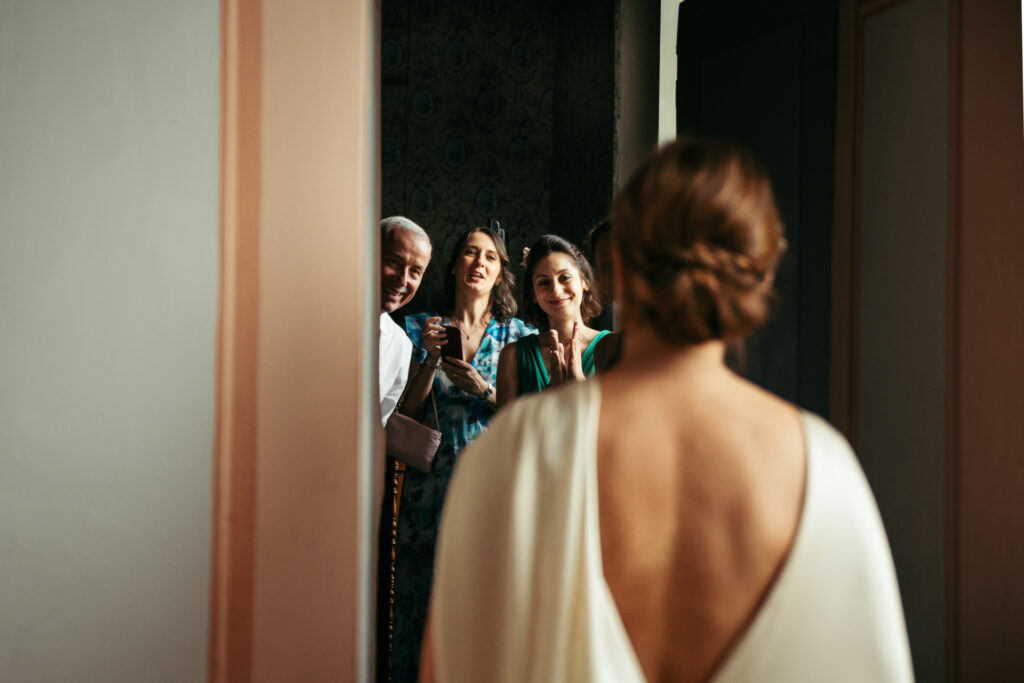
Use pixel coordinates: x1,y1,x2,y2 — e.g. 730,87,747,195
551,0,616,237
382,0,616,319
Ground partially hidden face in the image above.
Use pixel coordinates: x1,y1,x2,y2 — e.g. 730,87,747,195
531,252,587,321
381,231,431,313
454,231,501,295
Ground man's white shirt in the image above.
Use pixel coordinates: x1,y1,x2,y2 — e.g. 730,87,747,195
379,312,412,426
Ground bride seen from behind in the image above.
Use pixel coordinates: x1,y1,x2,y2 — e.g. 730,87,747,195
421,139,913,683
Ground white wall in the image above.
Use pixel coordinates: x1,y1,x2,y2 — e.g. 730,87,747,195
658,0,679,144
0,2,219,681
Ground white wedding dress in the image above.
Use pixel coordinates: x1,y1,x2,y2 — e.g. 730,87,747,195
430,380,914,682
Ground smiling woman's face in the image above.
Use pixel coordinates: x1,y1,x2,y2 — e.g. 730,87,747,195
531,251,586,323
454,231,501,295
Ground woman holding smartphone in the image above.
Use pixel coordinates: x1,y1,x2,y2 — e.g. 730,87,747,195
495,234,609,410
390,226,532,682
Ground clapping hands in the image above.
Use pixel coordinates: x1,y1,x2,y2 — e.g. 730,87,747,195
539,322,585,385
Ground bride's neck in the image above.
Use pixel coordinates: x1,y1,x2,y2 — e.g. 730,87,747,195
619,325,727,373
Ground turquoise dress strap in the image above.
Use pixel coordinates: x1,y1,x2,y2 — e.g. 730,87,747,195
515,334,548,395
581,329,611,375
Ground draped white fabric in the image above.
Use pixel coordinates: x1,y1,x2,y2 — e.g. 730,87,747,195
431,380,914,683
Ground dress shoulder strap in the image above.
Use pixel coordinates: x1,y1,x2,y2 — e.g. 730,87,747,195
515,333,549,396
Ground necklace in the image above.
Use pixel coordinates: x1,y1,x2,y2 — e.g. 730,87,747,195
452,316,491,340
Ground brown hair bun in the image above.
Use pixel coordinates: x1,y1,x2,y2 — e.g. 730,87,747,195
610,138,786,344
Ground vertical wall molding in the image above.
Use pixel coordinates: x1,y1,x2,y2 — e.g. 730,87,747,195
830,0,856,440
209,0,261,679
944,0,962,678
955,2,1024,678
210,1,379,681
833,0,922,443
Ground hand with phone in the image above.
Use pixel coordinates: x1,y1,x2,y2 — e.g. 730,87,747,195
420,318,492,400
440,356,491,400
422,318,466,363
440,323,494,401
421,316,447,362
440,325,463,361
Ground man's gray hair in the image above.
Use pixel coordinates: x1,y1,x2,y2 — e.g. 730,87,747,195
381,216,431,248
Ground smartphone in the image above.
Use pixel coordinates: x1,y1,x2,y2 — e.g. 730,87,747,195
441,325,463,360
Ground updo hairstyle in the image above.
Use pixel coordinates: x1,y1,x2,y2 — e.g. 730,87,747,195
520,234,602,330
443,227,517,321
610,138,786,344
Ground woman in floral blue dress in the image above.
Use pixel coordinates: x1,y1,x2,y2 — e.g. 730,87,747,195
391,227,534,682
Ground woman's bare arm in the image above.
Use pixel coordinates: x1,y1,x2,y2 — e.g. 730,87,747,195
400,356,438,419
495,342,520,411
419,614,436,683
400,317,444,419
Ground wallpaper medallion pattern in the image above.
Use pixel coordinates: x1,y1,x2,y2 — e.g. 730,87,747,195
382,0,559,315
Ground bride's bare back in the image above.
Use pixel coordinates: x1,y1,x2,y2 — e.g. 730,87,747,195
422,139,912,683
597,338,805,683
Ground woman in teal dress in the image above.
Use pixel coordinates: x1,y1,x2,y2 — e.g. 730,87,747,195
496,234,609,409
390,227,533,682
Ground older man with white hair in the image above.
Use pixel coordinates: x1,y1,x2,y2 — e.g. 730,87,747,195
379,216,432,425
377,216,432,679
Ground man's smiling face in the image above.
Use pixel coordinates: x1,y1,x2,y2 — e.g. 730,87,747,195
381,230,431,313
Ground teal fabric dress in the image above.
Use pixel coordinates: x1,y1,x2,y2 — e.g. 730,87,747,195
516,329,611,395
391,312,534,682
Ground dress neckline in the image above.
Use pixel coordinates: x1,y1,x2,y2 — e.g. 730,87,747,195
585,380,812,683
442,314,496,366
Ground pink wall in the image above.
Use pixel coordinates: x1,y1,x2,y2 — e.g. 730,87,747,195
211,0,380,681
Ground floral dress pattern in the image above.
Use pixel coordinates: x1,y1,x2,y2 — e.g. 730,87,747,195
391,312,535,682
